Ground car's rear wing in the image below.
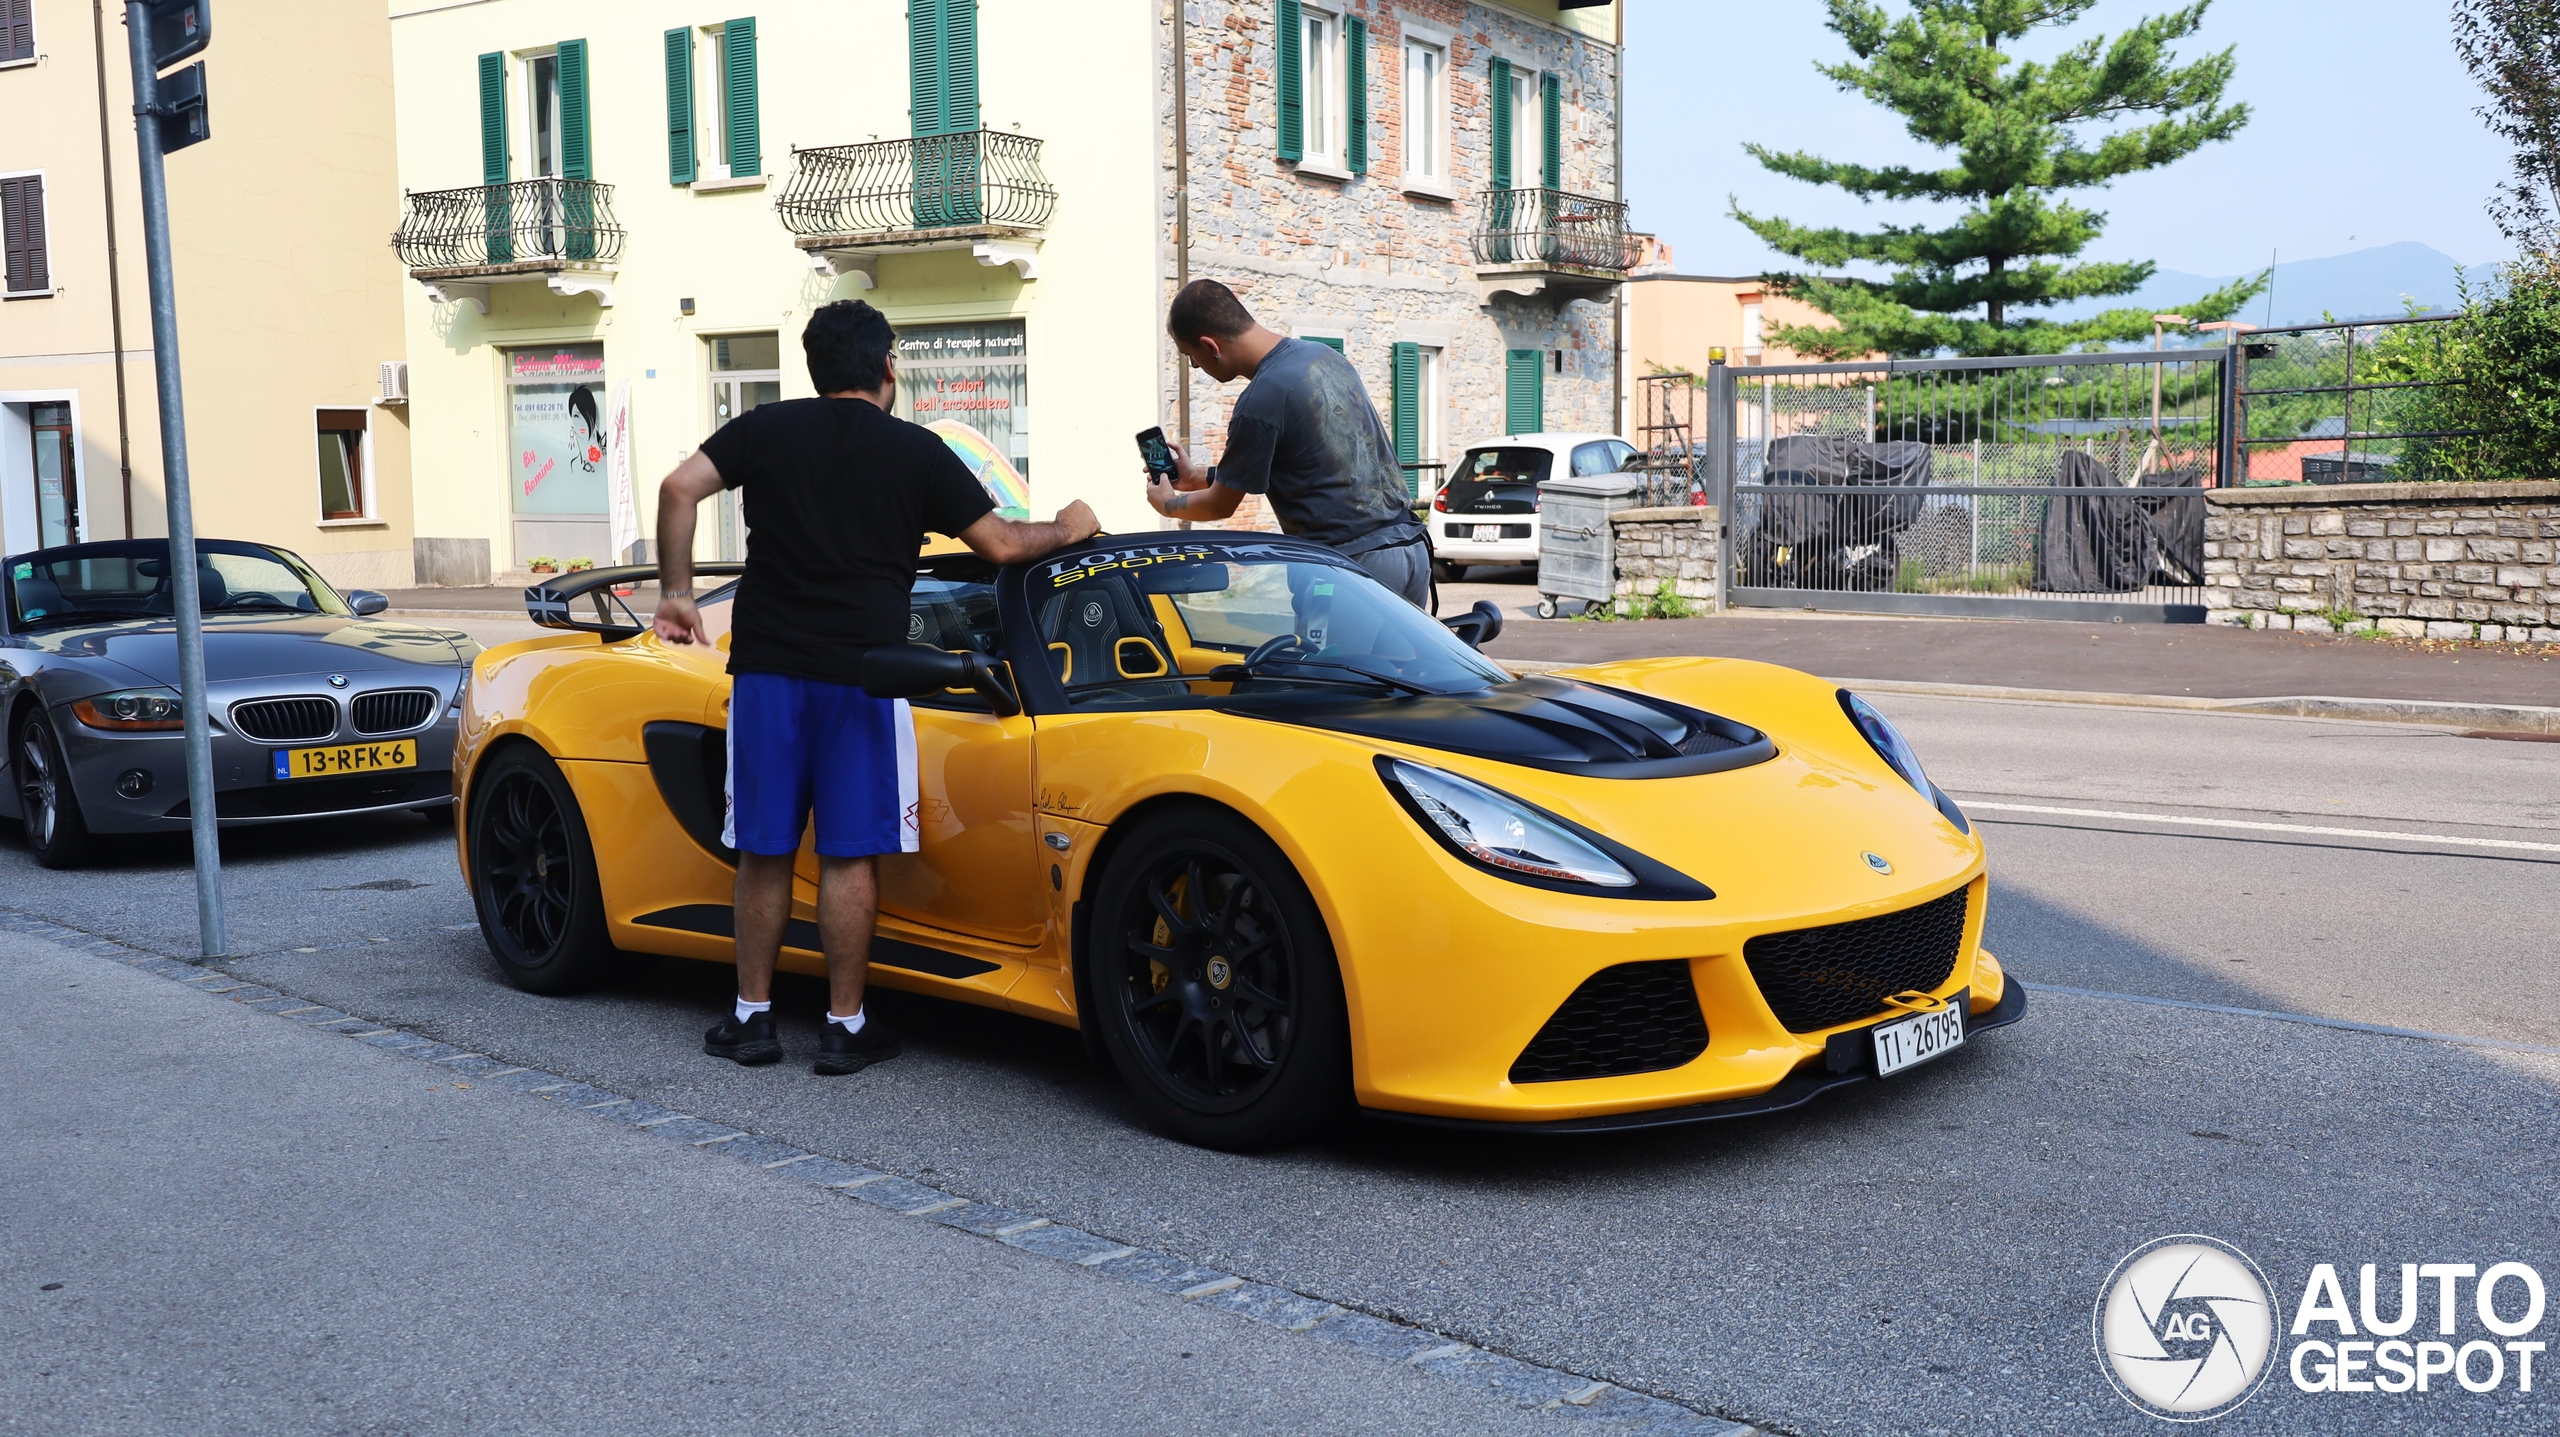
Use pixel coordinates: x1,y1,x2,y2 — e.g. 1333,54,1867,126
524,563,742,641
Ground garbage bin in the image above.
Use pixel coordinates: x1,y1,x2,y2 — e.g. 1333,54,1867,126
1534,474,1646,619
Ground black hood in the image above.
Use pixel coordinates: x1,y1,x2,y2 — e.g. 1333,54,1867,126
1229,675,1777,779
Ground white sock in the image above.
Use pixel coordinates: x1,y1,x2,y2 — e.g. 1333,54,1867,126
734,997,772,1024
826,1008,866,1035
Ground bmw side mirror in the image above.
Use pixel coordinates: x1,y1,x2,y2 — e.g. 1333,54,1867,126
1441,600,1505,650
860,644,1022,718
347,589,389,617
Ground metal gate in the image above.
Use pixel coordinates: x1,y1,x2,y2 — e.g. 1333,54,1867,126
1645,348,2232,622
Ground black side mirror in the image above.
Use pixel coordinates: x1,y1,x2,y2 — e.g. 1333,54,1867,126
859,644,1022,717
1441,599,1505,650
346,589,389,617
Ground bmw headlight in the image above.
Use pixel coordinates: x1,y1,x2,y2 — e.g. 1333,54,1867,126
1380,757,1637,888
1838,690,1969,834
73,689,185,732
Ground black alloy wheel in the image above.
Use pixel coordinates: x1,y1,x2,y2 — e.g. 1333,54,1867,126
1088,807,1350,1150
15,710,94,869
468,746,615,994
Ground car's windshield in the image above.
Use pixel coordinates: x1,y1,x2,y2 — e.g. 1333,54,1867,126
1028,539,1505,709
5,540,349,629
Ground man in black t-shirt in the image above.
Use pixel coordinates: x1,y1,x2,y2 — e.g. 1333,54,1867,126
651,300,1096,1076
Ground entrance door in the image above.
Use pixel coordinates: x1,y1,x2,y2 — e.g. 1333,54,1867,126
706,333,780,561
29,403,76,547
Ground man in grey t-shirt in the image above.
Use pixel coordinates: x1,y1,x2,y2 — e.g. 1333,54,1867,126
1147,280,1431,607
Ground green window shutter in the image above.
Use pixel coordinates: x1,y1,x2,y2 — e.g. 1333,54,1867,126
1505,349,1543,435
1487,56,1511,191
1275,0,1302,162
557,40,590,181
723,18,760,176
1344,16,1367,174
944,0,979,132
910,0,946,135
665,29,696,185
1391,343,1422,493
1540,73,1561,189
478,52,509,184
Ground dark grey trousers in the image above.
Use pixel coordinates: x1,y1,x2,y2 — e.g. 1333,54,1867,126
1352,540,1432,611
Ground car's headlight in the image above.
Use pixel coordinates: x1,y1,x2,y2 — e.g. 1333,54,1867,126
1839,690,1969,834
73,689,185,732
1380,757,1637,888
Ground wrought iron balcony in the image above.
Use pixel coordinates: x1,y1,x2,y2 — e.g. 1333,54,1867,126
1469,188,1639,304
777,131,1056,281
392,179,625,309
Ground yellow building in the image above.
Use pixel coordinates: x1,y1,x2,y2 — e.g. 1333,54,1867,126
0,0,413,588
1628,269,1842,376
388,0,1633,580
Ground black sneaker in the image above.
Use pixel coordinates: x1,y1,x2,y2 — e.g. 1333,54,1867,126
813,1019,901,1076
703,1010,783,1066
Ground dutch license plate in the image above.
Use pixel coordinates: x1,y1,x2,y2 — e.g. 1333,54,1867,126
1871,991,1967,1077
1472,524,1502,541
273,740,416,781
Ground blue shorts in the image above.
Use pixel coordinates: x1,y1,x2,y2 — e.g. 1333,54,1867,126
723,672,919,859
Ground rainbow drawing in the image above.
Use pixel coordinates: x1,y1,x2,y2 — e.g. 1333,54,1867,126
927,420,1030,518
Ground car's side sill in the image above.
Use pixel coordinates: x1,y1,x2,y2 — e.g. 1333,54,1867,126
630,904,1003,981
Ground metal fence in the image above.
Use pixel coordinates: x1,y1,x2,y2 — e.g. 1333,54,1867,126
1469,189,1640,271
775,131,1057,239
1659,350,2230,621
392,179,625,271
2235,315,2477,483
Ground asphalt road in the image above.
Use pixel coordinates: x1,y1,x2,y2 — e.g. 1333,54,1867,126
4,697,2555,1435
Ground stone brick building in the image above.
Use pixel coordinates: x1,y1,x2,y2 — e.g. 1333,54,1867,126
1161,0,1632,527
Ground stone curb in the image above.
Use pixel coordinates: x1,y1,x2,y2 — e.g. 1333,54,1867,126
0,906,1765,1437
1495,660,2560,735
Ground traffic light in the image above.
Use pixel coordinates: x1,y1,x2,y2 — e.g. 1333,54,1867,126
144,0,208,70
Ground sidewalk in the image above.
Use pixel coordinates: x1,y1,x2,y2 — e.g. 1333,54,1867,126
0,927,1596,1437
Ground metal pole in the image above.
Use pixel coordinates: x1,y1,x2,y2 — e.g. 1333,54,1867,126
1706,356,1734,612
90,0,136,537
124,4,225,958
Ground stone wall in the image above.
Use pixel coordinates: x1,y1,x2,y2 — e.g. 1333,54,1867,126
1167,2,1624,531
1608,505,1718,613
2202,481,2560,642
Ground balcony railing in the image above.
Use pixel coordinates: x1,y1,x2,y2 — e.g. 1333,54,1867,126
1470,188,1639,272
392,178,626,272
776,130,1057,240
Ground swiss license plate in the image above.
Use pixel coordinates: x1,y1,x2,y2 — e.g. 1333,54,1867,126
1871,991,1967,1077
1471,524,1502,541
273,739,416,781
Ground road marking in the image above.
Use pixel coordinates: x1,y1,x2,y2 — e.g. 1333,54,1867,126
274,1007,322,1016
633,1114,688,1128
1965,800,2560,854
825,1174,891,1190
1076,1246,1139,1266
1181,1275,1246,1300
991,1217,1050,1237
1409,1342,1472,1364
432,1053,483,1065
904,1198,969,1217
481,1068,528,1079
692,1132,746,1147
761,1153,819,1170
1561,1381,1613,1406
527,1083,572,1093
580,1099,631,1111
2020,981,2560,1058
349,1030,397,1039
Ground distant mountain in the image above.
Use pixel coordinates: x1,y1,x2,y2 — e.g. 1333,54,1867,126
2049,243,2492,326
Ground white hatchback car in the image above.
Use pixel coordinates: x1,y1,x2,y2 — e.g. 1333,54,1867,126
1427,433,1641,581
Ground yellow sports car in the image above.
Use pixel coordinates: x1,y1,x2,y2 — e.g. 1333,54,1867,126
453,532,2021,1148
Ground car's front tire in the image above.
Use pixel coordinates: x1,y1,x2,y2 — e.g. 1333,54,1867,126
1087,806,1350,1151
14,710,95,870
467,745,616,994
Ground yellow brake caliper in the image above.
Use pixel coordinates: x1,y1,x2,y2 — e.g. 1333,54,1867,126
1149,873,1191,995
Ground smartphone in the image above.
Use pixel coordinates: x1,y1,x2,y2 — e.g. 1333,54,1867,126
1135,426,1178,480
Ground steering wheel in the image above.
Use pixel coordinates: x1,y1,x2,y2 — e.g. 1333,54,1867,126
1240,633,1311,669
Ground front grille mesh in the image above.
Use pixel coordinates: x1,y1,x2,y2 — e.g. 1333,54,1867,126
1509,960,1710,1084
1743,886,1972,1033
230,697,337,743
352,689,437,735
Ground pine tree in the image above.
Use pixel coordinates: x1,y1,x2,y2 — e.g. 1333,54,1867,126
1732,0,2265,358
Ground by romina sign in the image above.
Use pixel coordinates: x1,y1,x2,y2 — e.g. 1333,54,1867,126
510,350,607,381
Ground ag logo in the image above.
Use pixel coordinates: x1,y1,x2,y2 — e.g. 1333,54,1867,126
1206,957,1233,990
1862,851,1892,875
2096,1235,2280,1421
1081,600,1106,629
907,612,926,642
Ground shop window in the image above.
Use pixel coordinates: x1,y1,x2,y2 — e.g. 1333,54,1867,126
707,332,780,560
316,410,369,521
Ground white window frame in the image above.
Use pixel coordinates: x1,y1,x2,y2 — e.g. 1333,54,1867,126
1511,65,1543,192
520,47,563,181
1400,25,1452,198
312,406,380,527
0,168,55,298
1299,6,1345,170
0,390,89,549
1742,300,1766,359
1416,346,1443,463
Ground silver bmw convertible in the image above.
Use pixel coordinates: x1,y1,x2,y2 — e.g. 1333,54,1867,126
3,538,477,867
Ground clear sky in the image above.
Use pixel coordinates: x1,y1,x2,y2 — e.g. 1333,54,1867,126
1623,0,2517,281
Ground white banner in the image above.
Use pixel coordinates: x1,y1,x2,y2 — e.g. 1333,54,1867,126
606,379,639,565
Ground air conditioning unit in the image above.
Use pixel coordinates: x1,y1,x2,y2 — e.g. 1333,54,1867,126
377,361,409,404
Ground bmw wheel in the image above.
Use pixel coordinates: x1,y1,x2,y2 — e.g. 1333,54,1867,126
15,710,95,870
467,746,616,994
1087,807,1350,1150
